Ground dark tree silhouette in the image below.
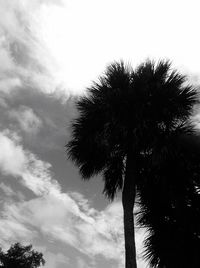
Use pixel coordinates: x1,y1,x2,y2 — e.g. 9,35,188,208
0,243,45,268
137,133,200,267
66,60,197,268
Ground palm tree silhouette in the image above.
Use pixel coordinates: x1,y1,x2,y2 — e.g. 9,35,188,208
66,60,197,268
137,133,200,267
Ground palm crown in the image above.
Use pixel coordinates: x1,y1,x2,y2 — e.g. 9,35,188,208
67,60,197,199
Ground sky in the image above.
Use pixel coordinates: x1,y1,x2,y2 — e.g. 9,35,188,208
0,0,200,267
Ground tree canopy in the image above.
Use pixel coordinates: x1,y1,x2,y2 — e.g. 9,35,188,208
67,60,199,268
0,243,45,268
137,134,200,267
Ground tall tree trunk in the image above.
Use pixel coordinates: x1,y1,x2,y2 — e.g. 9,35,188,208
122,152,137,268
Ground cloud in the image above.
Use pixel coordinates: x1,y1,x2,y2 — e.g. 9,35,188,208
0,193,147,267
0,87,76,157
0,96,7,107
0,0,66,96
8,105,42,134
43,251,69,268
0,78,22,93
0,130,60,194
2,192,124,260
0,182,15,196
0,130,123,263
1,196,124,266
0,131,27,176
76,257,94,268
0,128,148,267
0,217,36,248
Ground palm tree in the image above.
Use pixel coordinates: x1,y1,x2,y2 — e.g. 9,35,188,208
137,132,200,267
66,60,197,268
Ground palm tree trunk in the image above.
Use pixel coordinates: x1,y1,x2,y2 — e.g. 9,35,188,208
122,152,137,268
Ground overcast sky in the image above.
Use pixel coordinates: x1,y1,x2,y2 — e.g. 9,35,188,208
0,0,200,267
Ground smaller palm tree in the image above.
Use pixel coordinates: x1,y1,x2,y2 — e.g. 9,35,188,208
137,132,200,267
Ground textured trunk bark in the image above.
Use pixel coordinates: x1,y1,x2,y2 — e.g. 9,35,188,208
122,152,137,268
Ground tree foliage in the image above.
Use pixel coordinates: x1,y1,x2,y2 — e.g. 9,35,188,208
0,243,45,268
137,132,200,267
66,59,199,267
67,60,197,200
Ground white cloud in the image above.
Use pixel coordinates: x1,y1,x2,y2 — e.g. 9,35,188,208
1,192,147,267
0,131,27,176
76,257,94,268
0,218,36,247
0,130,60,195
0,0,65,96
1,195,124,265
0,78,22,93
34,0,200,94
0,36,16,72
1,195,147,267
0,0,200,99
0,130,123,263
0,131,121,262
0,130,147,267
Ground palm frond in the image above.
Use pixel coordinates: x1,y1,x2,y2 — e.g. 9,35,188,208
102,152,125,200
66,61,133,181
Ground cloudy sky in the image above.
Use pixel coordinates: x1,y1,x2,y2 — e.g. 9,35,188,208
0,0,200,267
